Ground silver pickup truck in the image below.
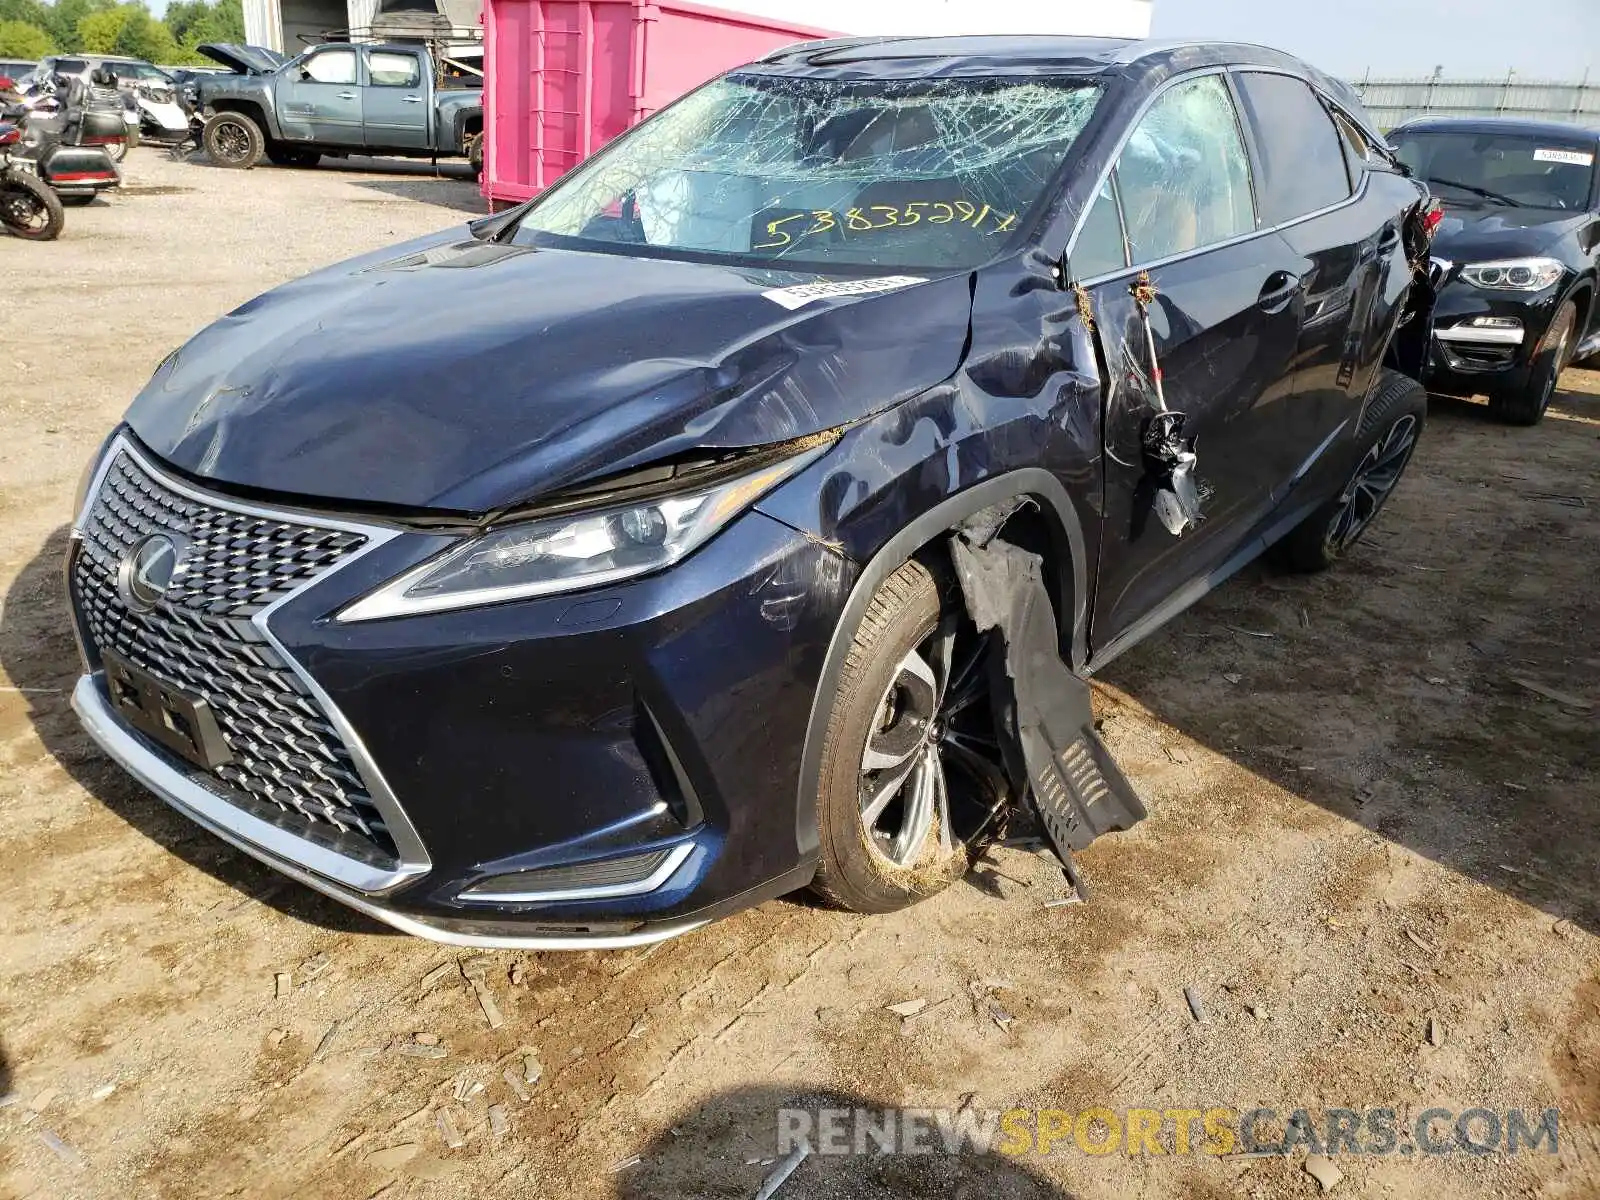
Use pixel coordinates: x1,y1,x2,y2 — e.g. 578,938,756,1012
195,42,483,171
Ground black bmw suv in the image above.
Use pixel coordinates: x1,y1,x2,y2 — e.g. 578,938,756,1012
1391,118,1600,424
67,37,1435,949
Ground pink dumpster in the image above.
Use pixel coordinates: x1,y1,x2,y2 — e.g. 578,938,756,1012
482,0,837,208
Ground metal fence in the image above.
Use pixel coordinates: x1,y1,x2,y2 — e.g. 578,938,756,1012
1352,73,1600,132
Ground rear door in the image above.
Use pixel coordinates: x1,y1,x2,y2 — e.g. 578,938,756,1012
277,46,362,145
1231,70,1392,494
1069,72,1305,656
362,47,428,151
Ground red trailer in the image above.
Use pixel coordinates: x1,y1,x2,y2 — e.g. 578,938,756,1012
482,0,836,208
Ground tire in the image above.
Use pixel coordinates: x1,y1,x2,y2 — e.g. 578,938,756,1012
809,560,1006,913
203,111,263,169
1489,301,1576,426
265,144,320,168
1274,370,1427,573
0,173,65,240
108,133,130,162
466,132,483,174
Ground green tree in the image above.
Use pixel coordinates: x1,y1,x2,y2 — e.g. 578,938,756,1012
165,0,240,47
0,16,53,56
0,0,49,28
74,2,127,50
43,0,114,50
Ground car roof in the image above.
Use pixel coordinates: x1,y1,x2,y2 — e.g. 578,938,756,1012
756,35,1331,79
746,36,1375,137
1392,116,1600,144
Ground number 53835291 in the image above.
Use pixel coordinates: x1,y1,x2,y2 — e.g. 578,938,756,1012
753,201,1019,250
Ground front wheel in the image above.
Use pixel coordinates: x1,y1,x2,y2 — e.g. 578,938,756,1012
1274,370,1427,573
0,172,65,240
1490,300,1576,426
809,560,1008,913
203,111,263,169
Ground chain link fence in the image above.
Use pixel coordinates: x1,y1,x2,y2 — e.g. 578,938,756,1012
1352,73,1599,132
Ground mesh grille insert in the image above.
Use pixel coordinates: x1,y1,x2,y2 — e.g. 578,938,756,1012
72,448,398,863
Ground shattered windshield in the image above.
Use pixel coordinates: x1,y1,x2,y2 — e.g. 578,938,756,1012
1391,131,1596,211
507,74,1102,270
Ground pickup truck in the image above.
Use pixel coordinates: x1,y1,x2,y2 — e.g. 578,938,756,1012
194,42,482,171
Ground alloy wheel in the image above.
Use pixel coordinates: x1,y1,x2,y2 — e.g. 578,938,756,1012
1324,414,1418,554
215,121,249,162
858,621,1006,868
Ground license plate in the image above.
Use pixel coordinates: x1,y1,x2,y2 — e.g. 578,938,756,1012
102,649,233,771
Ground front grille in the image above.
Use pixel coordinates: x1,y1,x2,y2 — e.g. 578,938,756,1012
71,447,399,862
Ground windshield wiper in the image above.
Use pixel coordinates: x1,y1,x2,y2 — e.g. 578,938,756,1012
1428,177,1523,207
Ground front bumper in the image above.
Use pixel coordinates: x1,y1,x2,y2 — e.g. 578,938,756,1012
1421,269,1562,396
68,433,853,946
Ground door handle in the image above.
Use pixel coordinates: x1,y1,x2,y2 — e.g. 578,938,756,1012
401,95,422,103
1258,271,1302,314
1376,226,1402,254
337,91,356,100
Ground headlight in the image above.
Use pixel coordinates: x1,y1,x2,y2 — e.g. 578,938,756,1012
1459,258,1564,292
339,444,830,622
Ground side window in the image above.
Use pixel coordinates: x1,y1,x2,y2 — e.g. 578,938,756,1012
1072,175,1130,279
1234,72,1353,224
1113,75,1256,266
302,49,357,86
368,51,421,88
1330,109,1376,184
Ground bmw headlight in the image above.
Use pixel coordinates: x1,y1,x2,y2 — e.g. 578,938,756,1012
339,443,830,622
1459,258,1564,292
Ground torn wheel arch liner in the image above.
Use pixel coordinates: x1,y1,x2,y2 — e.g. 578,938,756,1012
793,468,1089,862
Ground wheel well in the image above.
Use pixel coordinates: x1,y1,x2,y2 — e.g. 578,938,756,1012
793,471,1089,863
209,100,265,127
914,503,1073,663
462,114,482,136
1567,282,1593,344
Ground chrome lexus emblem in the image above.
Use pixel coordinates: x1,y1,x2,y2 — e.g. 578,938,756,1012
117,533,185,612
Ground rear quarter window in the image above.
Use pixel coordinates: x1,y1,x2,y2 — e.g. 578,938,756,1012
1233,71,1353,225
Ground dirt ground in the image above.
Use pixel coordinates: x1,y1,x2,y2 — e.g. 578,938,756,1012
1,150,1597,1200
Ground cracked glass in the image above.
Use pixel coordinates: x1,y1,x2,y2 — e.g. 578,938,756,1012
1081,75,1256,268
508,75,1103,270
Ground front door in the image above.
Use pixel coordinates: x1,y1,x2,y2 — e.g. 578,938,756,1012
1068,73,1305,656
362,48,429,151
277,47,362,146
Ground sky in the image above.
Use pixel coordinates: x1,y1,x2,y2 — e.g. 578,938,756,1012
1152,0,1597,80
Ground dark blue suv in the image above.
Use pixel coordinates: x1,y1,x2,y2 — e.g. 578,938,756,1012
67,37,1436,948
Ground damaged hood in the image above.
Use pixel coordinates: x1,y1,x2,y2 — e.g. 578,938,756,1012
1430,200,1587,262
125,232,974,511
196,43,286,75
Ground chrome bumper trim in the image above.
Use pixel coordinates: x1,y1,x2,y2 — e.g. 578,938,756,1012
457,842,696,904
74,676,709,950
1435,325,1524,346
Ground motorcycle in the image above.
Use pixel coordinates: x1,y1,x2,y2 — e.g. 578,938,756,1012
0,120,64,239
131,78,190,146
2,71,124,207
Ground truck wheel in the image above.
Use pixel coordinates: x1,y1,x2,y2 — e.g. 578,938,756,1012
809,560,1006,914
204,112,263,169
1273,370,1426,573
465,132,483,174
265,144,320,169
1489,301,1575,426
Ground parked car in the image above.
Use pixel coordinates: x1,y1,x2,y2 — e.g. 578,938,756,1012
67,36,1435,948
1390,118,1600,424
194,41,483,170
0,60,35,84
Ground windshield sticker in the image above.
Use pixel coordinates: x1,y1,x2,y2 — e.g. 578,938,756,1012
762,276,927,311
1533,148,1595,167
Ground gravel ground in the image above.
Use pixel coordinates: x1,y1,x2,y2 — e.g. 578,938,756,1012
1,149,1597,1200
